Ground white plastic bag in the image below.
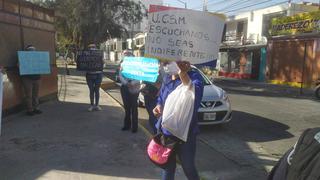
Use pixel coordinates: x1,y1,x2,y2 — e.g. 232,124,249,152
161,83,195,142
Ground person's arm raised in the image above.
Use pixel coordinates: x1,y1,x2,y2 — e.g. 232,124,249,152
177,61,191,86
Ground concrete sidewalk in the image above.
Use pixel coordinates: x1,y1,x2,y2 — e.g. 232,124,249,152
213,77,315,99
0,68,182,179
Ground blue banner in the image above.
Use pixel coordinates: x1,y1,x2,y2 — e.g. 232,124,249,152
121,57,159,83
18,51,51,75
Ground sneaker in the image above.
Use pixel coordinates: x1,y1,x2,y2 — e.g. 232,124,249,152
95,105,102,111
88,106,94,112
33,109,42,114
26,111,35,116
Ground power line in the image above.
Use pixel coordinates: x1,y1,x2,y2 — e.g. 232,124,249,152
222,0,288,13
213,0,252,12
191,0,229,10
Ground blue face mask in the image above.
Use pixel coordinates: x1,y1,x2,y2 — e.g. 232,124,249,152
163,62,180,75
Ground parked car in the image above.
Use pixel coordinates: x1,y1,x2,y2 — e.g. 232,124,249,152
138,66,232,125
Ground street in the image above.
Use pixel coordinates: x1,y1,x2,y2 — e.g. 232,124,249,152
2,1,320,180
104,63,320,180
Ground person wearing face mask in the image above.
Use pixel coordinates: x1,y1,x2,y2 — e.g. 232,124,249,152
140,72,163,134
119,60,141,133
85,44,103,112
153,61,204,180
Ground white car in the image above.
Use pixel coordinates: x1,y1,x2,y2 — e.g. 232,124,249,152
139,66,232,125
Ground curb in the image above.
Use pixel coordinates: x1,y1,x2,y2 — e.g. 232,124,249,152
101,84,153,139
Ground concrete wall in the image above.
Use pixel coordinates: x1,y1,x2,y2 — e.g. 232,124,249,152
0,0,57,113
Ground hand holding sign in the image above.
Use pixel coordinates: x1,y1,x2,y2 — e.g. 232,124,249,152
177,61,191,74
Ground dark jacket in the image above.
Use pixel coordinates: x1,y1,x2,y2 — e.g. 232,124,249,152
286,128,320,180
268,128,320,180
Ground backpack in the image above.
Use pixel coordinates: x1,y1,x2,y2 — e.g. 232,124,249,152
286,128,320,180
268,128,320,180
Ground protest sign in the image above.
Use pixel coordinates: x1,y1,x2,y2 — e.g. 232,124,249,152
145,5,225,65
0,73,3,135
18,51,51,75
76,50,104,71
121,57,159,83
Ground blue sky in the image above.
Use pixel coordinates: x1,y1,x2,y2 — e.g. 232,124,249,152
163,0,320,15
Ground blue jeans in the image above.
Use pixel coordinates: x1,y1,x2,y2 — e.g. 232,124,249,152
162,133,199,180
144,95,157,134
86,73,103,106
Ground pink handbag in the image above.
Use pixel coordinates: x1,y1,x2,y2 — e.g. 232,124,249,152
147,133,178,169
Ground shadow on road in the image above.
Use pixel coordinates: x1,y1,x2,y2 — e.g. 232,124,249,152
225,110,292,142
198,110,295,179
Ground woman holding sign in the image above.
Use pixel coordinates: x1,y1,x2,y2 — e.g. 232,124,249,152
119,61,141,133
153,61,204,180
86,44,103,112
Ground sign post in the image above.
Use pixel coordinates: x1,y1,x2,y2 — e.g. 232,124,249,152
145,5,225,66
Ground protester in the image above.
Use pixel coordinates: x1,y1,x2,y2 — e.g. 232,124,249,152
20,45,42,116
153,61,204,180
119,62,141,133
140,80,161,134
86,44,103,112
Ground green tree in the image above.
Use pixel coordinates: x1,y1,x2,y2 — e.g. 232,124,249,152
29,0,145,49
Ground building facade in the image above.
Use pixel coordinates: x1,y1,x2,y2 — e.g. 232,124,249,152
220,2,319,80
267,10,320,88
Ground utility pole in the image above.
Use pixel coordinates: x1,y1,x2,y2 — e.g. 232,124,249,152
176,0,187,9
203,0,208,11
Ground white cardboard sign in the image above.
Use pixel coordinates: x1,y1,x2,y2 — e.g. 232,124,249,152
145,5,225,65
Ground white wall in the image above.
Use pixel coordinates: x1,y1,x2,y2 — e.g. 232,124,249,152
249,4,288,43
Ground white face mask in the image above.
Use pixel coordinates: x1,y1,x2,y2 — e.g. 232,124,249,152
163,62,180,75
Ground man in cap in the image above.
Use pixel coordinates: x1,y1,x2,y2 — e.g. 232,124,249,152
20,45,42,116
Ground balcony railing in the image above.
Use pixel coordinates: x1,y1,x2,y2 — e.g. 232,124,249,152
222,33,262,46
